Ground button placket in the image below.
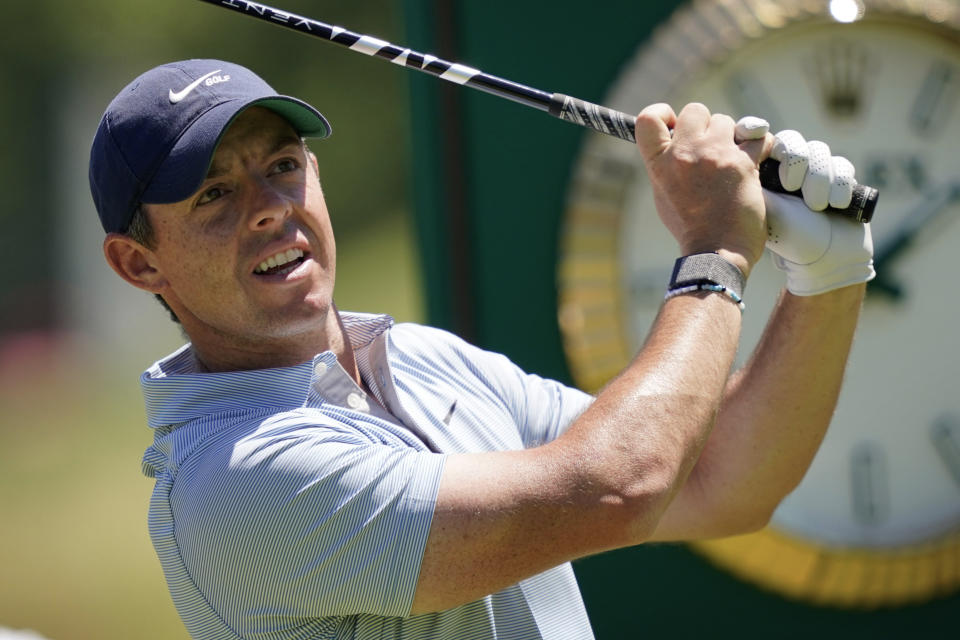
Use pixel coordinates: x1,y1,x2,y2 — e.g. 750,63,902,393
347,392,369,413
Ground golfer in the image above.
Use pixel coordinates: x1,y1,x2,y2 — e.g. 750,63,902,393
89,59,874,639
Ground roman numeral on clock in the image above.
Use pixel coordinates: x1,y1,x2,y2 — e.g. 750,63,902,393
931,415,960,487
910,60,959,134
851,441,890,526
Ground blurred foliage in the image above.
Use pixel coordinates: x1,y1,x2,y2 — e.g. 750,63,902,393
0,0,413,334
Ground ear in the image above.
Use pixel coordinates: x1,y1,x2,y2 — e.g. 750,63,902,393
103,233,168,293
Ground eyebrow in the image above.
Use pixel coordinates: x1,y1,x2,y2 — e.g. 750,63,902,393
204,134,304,181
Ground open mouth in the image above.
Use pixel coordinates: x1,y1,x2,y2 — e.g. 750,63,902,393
253,248,307,277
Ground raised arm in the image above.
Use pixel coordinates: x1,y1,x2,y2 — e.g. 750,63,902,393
648,128,876,541
648,284,865,541
411,103,771,614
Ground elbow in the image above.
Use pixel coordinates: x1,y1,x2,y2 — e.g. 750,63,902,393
600,462,683,546
725,487,789,536
734,473,809,534
682,500,776,540
736,502,776,535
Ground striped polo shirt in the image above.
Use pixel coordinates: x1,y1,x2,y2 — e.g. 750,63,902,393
141,312,596,639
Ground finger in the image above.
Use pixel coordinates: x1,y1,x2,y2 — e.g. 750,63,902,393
771,129,808,191
735,115,771,164
802,140,833,211
739,131,775,166
734,116,769,143
829,156,856,209
707,112,736,142
635,103,676,161
673,102,712,141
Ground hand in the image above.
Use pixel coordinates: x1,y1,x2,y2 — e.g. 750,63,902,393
769,129,857,211
740,124,874,295
635,103,769,277
764,190,875,296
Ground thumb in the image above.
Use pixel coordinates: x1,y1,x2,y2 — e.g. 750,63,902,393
735,116,773,165
634,103,676,162
764,190,831,265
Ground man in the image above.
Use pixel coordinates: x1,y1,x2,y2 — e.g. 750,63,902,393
89,59,873,639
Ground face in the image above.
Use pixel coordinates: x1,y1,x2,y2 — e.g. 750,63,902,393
142,107,337,356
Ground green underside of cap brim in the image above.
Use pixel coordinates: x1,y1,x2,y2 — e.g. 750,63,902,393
250,96,332,139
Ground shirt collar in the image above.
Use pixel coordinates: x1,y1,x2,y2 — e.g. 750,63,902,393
140,311,394,428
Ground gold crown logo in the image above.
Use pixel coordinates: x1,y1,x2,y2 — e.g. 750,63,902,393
806,39,873,118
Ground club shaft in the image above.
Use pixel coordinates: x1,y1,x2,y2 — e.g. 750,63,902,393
194,0,876,222
194,1,554,110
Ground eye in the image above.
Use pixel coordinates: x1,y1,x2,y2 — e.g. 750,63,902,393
196,185,227,206
270,158,300,175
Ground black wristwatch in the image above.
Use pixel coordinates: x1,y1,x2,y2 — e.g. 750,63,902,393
668,253,746,299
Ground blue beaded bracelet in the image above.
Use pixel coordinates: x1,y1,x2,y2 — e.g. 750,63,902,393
664,283,746,312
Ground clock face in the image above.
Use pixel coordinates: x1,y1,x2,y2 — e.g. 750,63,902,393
558,1,960,607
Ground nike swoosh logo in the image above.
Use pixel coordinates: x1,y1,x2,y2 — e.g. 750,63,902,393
442,400,457,426
168,69,221,104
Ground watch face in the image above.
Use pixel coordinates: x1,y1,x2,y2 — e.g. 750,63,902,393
558,0,960,607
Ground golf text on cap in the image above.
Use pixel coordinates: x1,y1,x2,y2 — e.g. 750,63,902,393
168,70,232,104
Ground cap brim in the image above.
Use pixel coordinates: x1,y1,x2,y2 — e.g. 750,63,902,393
142,96,331,205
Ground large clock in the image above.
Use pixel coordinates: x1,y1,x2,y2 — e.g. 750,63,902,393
558,0,960,608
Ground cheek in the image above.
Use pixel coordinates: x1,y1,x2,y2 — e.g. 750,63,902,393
156,227,235,285
167,205,236,245
302,186,336,251
200,206,243,239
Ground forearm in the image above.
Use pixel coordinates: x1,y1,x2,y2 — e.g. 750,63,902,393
653,284,865,539
561,290,743,542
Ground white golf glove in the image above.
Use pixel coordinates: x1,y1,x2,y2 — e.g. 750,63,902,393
735,118,876,296
770,129,858,211
764,190,875,295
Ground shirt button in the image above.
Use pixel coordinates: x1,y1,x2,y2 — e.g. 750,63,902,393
314,361,328,377
347,392,369,412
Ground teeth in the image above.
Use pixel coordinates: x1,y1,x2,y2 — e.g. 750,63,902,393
255,248,304,274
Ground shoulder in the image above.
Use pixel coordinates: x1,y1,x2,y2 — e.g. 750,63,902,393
388,322,511,371
390,322,470,350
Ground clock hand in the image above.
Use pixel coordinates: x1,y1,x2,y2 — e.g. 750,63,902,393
869,180,960,301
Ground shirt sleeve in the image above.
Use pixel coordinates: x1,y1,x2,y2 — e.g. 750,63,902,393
482,351,595,449
423,328,594,449
168,415,446,628
513,367,594,448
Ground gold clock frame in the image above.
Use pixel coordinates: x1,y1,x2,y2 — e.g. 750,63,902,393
557,0,960,608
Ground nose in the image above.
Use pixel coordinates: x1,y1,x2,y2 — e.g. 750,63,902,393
246,178,292,231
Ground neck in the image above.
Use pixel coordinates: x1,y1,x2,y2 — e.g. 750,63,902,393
184,304,361,382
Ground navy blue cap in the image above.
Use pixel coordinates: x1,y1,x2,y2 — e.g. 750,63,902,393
89,59,331,233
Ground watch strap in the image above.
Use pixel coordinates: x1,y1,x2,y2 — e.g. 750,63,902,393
668,253,745,299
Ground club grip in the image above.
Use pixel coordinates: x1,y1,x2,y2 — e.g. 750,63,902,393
758,160,877,223
550,93,878,224
549,93,638,143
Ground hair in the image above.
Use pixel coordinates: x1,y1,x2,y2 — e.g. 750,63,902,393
125,205,181,324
